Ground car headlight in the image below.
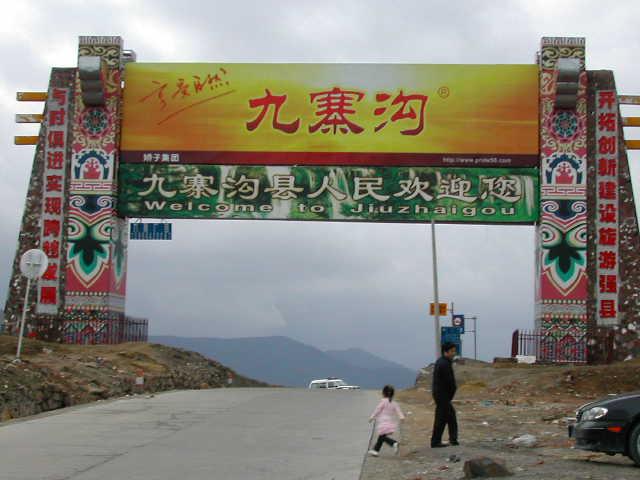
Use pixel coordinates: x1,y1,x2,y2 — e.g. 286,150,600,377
581,407,608,421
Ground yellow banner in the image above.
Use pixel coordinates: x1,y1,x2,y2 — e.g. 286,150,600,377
121,63,538,164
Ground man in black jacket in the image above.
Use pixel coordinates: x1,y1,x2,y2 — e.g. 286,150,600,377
431,342,459,448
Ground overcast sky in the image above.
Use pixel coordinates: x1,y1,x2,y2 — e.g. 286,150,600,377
1,0,639,370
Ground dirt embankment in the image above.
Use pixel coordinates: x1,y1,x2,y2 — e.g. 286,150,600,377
361,359,640,480
0,335,269,422
415,357,640,401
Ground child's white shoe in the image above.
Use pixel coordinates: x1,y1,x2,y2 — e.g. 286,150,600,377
367,449,379,457
393,442,399,455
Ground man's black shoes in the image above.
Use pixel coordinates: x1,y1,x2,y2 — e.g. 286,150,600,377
431,441,459,448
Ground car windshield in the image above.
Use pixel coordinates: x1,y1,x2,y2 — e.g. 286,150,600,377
334,380,346,386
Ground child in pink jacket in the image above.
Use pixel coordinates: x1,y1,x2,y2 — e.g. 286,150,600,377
368,385,405,456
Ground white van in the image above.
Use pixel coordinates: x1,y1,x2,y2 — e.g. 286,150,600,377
308,378,360,390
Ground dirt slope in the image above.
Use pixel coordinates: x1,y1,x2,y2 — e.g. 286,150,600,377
362,359,640,479
415,357,640,401
0,334,269,422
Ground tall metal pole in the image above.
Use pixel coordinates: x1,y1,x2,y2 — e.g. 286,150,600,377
16,277,31,361
431,220,440,361
472,316,478,360
474,316,478,360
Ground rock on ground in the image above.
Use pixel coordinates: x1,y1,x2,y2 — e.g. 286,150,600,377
463,456,512,478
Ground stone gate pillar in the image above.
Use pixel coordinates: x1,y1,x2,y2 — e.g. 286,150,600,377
535,37,589,361
587,71,640,361
3,69,75,340
61,36,128,343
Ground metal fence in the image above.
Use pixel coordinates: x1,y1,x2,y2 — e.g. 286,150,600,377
63,317,149,345
511,328,615,364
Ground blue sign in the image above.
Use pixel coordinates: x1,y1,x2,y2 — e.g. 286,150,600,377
441,326,462,356
130,223,172,240
452,314,465,333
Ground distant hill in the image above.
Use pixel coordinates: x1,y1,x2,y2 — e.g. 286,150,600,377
325,347,412,371
150,335,417,389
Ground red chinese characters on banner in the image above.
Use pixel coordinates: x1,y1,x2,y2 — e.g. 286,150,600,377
49,109,65,126
309,87,364,134
598,136,616,155
48,130,65,148
245,87,429,135
374,91,428,135
43,219,61,237
595,90,619,325
598,91,616,109
598,112,616,132
246,89,300,134
598,181,616,200
600,299,616,318
598,250,616,269
46,175,63,192
40,287,57,304
598,204,616,223
598,158,616,176
599,274,617,294
42,264,58,281
37,86,69,314
44,197,62,215
43,240,60,259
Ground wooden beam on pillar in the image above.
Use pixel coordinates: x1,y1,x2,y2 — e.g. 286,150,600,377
625,140,640,150
619,95,640,105
14,136,39,145
16,92,47,102
15,113,44,123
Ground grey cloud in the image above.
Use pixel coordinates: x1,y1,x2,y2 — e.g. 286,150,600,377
1,0,639,370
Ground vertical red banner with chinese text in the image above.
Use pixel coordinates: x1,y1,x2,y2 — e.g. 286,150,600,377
595,90,619,326
37,86,70,314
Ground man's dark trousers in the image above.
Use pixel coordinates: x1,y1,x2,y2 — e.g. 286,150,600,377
431,397,458,446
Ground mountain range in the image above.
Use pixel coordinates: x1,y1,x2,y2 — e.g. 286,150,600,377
150,335,418,389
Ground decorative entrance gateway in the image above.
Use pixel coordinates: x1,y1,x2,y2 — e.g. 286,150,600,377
4,36,639,361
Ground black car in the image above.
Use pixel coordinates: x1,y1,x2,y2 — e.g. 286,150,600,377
569,391,640,465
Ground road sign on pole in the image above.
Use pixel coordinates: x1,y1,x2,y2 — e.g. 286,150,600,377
16,249,48,361
19,249,48,280
429,302,448,316
441,326,462,357
130,222,172,240
452,314,465,333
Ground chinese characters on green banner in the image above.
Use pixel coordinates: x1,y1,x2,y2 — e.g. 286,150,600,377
119,165,538,224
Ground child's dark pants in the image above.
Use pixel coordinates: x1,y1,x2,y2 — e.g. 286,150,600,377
373,434,396,451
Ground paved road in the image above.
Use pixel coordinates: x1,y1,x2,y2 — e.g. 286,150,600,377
0,388,379,480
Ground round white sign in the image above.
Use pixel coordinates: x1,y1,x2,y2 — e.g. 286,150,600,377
19,249,48,280
452,316,463,327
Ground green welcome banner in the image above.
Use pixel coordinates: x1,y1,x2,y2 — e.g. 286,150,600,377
118,164,539,223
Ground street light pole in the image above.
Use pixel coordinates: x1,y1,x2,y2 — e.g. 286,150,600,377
474,316,478,360
431,220,441,361
467,316,478,360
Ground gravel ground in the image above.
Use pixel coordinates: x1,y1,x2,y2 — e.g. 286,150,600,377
360,388,638,480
